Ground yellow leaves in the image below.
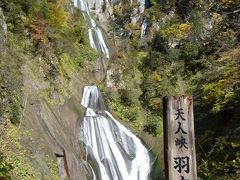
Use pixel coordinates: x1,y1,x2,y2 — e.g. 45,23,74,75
221,0,235,5
30,1,70,40
149,97,162,110
202,46,240,113
217,45,240,78
221,0,236,9
153,71,162,82
222,0,235,3
161,23,191,40
124,23,141,47
20,15,28,24
212,12,222,24
152,15,157,22
179,23,191,35
203,79,235,113
161,25,179,38
149,71,162,82
47,2,69,29
113,5,121,16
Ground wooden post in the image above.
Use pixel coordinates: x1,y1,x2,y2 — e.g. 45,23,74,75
163,96,197,180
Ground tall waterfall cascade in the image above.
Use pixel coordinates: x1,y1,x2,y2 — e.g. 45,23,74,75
80,86,152,180
73,0,149,58
73,0,110,58
140,19,147,38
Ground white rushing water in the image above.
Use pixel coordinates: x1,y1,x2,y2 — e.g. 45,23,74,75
80,86,151,180
73,0,110,58
141,19,147,38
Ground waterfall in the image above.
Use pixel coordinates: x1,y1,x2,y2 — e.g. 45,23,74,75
140,19,147,38
73,0,110,58
80,86,151,180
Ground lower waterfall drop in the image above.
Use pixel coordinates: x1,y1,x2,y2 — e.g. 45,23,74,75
80,86,151,180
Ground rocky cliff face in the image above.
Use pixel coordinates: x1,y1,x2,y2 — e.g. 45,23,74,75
85,0,145,30
0,8,7,53
1,0,239,179
0,1,163,179
21,54,107,179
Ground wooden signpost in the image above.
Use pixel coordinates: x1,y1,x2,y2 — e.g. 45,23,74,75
163,96,197,180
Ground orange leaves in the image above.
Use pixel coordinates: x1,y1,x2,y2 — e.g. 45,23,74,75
29,12,47,42
29,1,70,42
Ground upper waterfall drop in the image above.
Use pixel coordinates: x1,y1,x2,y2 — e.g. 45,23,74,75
141,19,147,38
80,86,152,180
73,0,110,58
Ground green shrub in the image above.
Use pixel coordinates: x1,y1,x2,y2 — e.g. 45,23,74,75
9,100,21,124
0,153,12,179
144,112,163,137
